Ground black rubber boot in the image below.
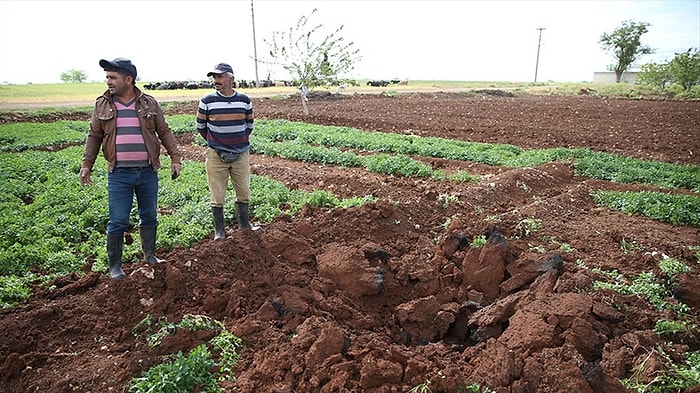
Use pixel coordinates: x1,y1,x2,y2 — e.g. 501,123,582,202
107,233,125,279
212,206,226,240
235,202,252,230
140,226,164,264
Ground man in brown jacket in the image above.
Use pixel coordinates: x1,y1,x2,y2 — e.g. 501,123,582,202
79,57,181,279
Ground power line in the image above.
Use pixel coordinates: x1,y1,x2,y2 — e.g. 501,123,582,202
535,27,545,83
251,0,260,86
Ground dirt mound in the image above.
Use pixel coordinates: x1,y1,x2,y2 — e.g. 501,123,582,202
1,92,698,392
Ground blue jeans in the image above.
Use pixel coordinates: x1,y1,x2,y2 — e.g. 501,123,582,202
107,167,159,235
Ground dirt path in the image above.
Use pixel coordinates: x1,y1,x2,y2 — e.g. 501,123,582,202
1,91,698,393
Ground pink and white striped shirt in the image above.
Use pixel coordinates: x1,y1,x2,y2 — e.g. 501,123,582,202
114,99,149,167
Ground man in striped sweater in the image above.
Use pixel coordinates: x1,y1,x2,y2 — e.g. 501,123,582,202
196,63,256,239
80,57,182,279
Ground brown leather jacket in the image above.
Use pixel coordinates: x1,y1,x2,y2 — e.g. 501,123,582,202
81,87,181,172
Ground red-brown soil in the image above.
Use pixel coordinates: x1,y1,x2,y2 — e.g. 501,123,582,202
1,91,699,393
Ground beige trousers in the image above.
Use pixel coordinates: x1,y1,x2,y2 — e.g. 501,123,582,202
205,148,250,207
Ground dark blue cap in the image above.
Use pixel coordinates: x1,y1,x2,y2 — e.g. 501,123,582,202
207,63,234,76
99,57,137,79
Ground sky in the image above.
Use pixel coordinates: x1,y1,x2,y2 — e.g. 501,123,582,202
1,0,698,85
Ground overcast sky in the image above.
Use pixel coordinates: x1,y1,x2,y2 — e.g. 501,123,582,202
1,0,698,84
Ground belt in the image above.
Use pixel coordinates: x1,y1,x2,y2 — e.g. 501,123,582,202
115,166,151,170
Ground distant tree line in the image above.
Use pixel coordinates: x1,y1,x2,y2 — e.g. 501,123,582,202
60,69,87,83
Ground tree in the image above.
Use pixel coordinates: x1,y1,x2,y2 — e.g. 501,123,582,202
637,62,673,89
599,20,653,83
60,69,88,83
264,9,361,114
637,48,700,92
668,48,700,91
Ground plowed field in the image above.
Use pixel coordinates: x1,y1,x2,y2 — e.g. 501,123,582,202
1,91,698,393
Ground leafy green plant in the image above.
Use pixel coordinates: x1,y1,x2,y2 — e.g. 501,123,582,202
690,246,700,262
0,121,86,152
130,314,243,391
465,383,497,393
596,271,668,310
658,257,691,281
339,194,378,208
0,275,31,308
484,214,501,223
408,379,432,393
558,242,577,253
541,235,577,253
134,314,220,348
516,218,541,238
363,153,434,177
128,345,218,393
165,115,197,134
593,190,700,226
517,181,531,193
304,190,341,207
528,243,547,253
210,330,243,381
577,153,700,191
668,48,700,92
437,193,459,208
445,171,479,183
654,319,699,339
653,350,700,391
592,267,689,316
622,348,700,393
620,237,643,255
470,235,487,249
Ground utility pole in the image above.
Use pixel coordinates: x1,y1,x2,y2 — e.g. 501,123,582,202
534,27,545,83
251,0,260,86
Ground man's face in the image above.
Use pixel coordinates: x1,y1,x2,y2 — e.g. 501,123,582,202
105,71,130,97
212,73,234,92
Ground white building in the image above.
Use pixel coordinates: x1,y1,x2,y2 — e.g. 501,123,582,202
592,71,639,84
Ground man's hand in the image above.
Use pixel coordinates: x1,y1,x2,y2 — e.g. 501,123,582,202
171,162,181,179
79,167,93,186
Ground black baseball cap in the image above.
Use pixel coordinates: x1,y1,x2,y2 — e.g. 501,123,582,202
99,57,137,79
207,63,234,77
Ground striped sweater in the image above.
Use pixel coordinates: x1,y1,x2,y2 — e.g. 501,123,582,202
196,91,253,154
114,99,149,167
